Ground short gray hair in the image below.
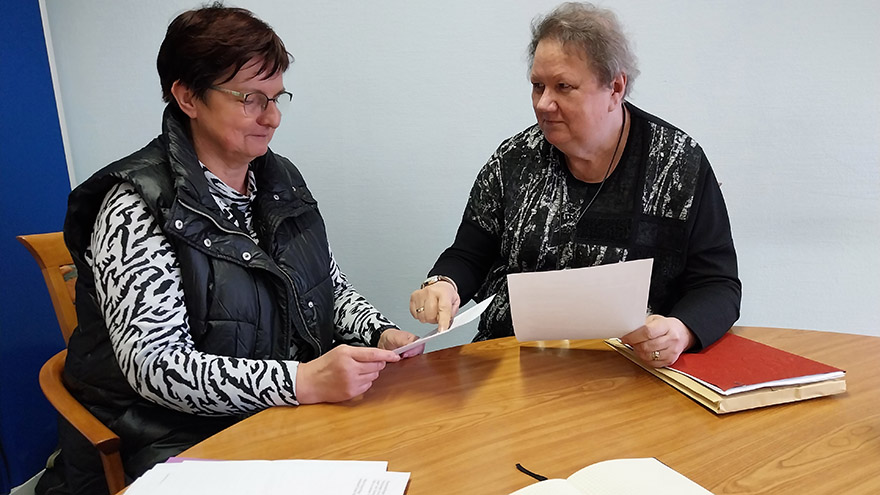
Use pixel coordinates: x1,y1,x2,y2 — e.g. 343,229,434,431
528,2,640,97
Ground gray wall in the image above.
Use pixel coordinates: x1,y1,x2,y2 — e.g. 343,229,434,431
44,0,880,346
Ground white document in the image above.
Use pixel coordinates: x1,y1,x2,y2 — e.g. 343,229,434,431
125,459,409,495
507,259,652,341
393,294,496,355
295,470,410,495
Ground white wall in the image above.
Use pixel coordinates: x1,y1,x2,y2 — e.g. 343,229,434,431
44,0,880,345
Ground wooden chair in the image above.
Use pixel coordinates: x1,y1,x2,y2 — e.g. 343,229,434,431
17,232,126,494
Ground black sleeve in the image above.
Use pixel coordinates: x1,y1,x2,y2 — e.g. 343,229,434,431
429,217,500,303
428,154,505,303
668,162,742,350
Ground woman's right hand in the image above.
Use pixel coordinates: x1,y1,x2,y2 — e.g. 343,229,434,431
409,281,461,332
295,345,400,404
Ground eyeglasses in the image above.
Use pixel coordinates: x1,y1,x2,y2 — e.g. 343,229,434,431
209,86,293,116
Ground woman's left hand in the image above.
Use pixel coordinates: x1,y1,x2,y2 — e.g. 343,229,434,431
377,328,425,358
620,315,695,367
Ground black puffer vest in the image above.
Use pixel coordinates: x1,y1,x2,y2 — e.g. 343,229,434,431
62,106,334,477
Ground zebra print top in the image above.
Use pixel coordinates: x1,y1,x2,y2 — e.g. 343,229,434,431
86,165,396,416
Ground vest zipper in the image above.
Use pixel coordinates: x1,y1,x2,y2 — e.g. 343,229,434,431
278,268,322,356
175,199,323,356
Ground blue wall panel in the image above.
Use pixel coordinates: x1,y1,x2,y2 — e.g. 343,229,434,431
0,1,71,492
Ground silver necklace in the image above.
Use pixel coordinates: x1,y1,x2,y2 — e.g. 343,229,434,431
574,105,627,225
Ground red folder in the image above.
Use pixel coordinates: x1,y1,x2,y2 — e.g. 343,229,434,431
669,333,844,394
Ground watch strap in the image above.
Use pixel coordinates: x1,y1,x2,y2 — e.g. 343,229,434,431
420,275,458,293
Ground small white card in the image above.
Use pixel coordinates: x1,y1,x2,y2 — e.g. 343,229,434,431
393,295,496,355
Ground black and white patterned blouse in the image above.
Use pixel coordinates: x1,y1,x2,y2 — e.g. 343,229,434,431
431,103,740,346
86,165,396,416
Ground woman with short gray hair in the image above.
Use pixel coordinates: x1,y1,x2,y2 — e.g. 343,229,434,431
411,2,741,367
528,2,640,96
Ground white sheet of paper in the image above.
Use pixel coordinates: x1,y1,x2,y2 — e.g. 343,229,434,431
507,259,652,341
393,294,496,354
294,470,410,495
125,459,408,495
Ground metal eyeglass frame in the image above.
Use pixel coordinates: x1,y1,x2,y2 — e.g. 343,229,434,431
209,86,293,115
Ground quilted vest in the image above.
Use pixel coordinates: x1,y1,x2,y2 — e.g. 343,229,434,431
61,106,333,473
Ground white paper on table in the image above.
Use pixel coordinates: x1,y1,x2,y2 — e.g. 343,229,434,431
125,459,408,495
393,294,496,355
294,470,410,495
507,259,652,341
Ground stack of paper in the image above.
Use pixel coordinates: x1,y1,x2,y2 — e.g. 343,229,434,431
125,459,410,495
606,333,846,414
667,333,845,395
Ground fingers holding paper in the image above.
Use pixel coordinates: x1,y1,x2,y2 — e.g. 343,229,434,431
378,328,425,358
409,281,461,332
620,315,696,367
295,345,401,404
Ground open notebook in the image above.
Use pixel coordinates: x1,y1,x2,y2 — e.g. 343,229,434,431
510,458,710,495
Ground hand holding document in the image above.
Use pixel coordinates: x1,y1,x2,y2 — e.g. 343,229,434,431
507,259,652,341
393,295,496,355
606,334,847,414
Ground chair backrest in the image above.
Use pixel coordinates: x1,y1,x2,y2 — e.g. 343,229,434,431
21,232,127,493
17,232,78,344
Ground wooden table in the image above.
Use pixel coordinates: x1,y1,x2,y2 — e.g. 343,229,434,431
181,327,880,493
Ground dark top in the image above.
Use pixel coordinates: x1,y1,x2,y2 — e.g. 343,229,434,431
430,102,741,349
60,106,391,492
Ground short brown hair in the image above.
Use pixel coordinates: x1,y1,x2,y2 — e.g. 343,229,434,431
157,2,291,108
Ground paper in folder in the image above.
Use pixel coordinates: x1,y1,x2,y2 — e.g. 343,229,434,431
606,333,846,414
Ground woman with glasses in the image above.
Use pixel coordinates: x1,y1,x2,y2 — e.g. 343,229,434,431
59,5,421,493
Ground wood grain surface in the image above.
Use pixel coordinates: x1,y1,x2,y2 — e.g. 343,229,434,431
180,327,880,494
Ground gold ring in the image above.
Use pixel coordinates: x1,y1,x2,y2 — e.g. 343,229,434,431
415,307,425,314
651,350,661,361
